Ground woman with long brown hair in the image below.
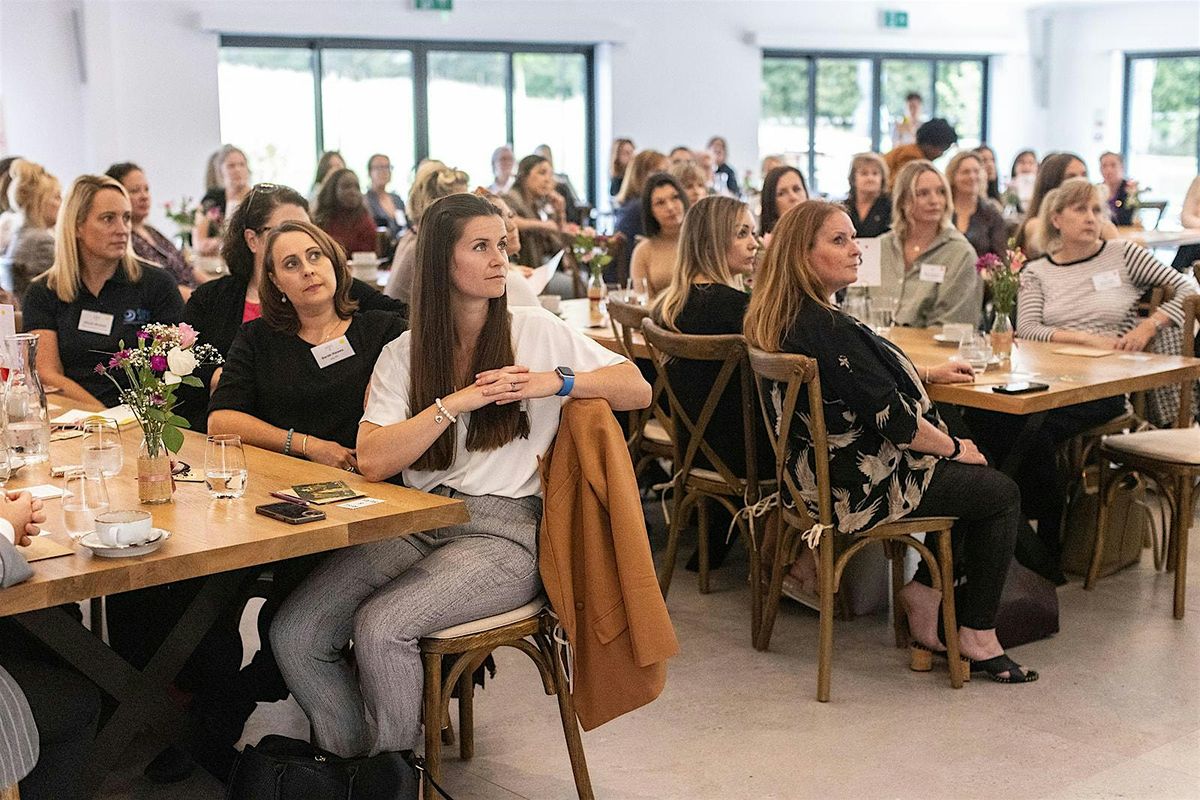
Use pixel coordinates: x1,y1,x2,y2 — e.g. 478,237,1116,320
271,193,649,756
504,153,577,269
744,200,1037,684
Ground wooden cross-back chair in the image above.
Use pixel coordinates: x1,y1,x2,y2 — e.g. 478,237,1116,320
641,320,770,598
606,300,673,482
746,347,964,701
1088,294,1200,618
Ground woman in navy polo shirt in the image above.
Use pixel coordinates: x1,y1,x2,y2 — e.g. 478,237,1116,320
23,174,184,409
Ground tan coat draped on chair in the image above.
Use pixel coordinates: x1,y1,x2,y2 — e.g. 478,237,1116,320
539,398,679,731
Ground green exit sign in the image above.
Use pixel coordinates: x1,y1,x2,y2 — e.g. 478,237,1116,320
880,9,909,29
414,0,452,10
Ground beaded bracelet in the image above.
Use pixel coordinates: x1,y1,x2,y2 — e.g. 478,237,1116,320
284,427,294,455
434,398,457,425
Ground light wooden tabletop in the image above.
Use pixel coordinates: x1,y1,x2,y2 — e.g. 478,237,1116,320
0,419,467,617
565,297,1200,415
1115,227,1200,249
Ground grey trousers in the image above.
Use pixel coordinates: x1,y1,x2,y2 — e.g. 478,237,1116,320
271,489,542,756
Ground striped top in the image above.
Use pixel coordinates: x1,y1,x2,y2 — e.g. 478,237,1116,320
0,667,38,787
1017,241,1198,342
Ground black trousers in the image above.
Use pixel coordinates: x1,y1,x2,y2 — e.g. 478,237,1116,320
909,460,1021,630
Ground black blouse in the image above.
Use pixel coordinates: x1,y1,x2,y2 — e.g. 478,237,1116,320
954,201,1008,259
209,310,407,450
768,301,945,534
845,194,892,239
21,263,184,407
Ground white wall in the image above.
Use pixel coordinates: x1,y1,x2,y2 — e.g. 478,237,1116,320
1,0,1196,228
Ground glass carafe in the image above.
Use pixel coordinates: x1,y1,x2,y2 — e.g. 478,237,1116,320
4,334,51,464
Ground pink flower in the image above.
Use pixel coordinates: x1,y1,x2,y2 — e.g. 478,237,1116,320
94,364,106,375
176,322,198,348
137,330,150,340
975,253,1001,275
150,355,168,373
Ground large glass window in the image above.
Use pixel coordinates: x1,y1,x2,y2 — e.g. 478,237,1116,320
218,39,595,204
321,49,415,195
513,52,588,204
217,48,317,192
1124,53,1200,227
759,51,989,197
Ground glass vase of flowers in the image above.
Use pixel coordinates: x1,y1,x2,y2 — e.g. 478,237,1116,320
573,228,615,325
975,240,1027,362
164,197,197,249
95,323,222,503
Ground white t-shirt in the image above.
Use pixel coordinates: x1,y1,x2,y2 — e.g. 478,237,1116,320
363,305,626,498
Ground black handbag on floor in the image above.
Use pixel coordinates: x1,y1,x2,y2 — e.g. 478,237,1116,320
226,735,453,800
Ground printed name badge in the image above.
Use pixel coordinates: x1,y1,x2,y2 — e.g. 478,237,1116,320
78,310,115,336
918,263,946,284
311,336,356,368
1092,270,1122,291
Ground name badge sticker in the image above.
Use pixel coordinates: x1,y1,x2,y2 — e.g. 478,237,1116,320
1092,270,1122,291
919,263,946,284
311,336,356,368
78,310,115,336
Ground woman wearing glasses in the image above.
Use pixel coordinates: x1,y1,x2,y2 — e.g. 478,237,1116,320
23,174,184,409
181,183,404,430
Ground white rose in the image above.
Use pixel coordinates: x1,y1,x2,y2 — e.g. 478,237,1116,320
166,346,198,377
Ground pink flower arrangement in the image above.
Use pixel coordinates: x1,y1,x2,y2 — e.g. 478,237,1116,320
975,239,1026,314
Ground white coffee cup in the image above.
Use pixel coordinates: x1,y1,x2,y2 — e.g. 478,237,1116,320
95,510,154,547
539,294,562,314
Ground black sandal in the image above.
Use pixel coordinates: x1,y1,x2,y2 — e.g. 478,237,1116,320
970,654,1039,684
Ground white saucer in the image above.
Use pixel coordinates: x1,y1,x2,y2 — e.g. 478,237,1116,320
932,333,961,344
78,528,170,558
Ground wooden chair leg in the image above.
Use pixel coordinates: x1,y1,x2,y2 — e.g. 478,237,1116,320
1173,475,1193,620
935,532,964,689
1085,459,1114,590
697,496,711,594
755,521,791,652
658,491,691,596
457,667,475,760
887,541,909,649
749,510,766,647
547,638,594,799
1,783,19,800
816,535,836,702
422,651,444,785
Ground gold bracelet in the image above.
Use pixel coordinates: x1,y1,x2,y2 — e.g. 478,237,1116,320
301,434,310,457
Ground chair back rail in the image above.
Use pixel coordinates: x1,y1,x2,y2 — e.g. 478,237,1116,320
607,300,673,451
1177,294,1199,428
641,319,762,495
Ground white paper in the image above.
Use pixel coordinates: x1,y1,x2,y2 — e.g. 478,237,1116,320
338,497,384,509
51,404,138,428
22,484,65,500
310,336,356,368
0,304,16,367
78,309,115,336
919,263,947,284
526,249,565,295
1092,270,1122,291
851,237,882,287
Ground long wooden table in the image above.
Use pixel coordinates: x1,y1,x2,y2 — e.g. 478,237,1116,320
0,420,467,794
1115,226,1200,250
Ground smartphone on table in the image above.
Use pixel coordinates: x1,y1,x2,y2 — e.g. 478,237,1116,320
255,502,327,524
991,382,1050,395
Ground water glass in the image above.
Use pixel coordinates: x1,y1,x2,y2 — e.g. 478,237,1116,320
869,296,898,336
62,469,111,541
0,449,11,487
625,276,650,306
81,417,123,477
205,434,248,499
957,331,993,376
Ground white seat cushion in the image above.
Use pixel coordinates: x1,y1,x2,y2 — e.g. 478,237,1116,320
1103,427,1200,465
644,419,670,444
424,596,546,639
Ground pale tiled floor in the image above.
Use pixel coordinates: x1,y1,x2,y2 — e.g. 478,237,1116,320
99,504,1200,800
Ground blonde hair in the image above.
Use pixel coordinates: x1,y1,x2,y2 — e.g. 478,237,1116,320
652,196,747,330
944,151,987,202
44,175,140,303
7,159,60,229
616,149,666,205
670,161,707,193
407,160,469,228
847,152,888,198
891,160,952,243
743,200,842,352
1039,177,1103,254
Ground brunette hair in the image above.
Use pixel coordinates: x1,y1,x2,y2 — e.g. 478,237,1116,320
743,200,843,351
221,183,309,283
1099,151,1124,168
846,152,889,203
313,151,345,187
104,162,141,184
1009,149,1037,178
890,160,952,243
512,155,551,203
653,195,748,331
974,145,1002,201
1017,152,1087,250
313,167,365,227
409,193,529,470
1038,178,1104,254
609,137,634,179
259,219,358,335
759,165,809,236
640,172,689,237
43,175,140,303
615,149,667,205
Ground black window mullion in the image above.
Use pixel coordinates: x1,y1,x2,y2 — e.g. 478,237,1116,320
312,45,325,157
807,56,817,191
413,45,430,163
928,60,938,120
504,54,515,147
981,57,990,145
585,48,597,207
869,57,882,152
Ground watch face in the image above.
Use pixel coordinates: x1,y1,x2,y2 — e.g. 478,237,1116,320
557,367,575,377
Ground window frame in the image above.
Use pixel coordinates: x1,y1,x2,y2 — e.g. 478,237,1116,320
220,35,597,202
1121,50,1200,175
761,49,991,195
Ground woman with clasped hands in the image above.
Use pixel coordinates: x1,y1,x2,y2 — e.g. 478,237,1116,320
743,200,1037,683
271,193,649,757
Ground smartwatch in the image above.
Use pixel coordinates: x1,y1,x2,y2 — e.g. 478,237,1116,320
555,366,575,397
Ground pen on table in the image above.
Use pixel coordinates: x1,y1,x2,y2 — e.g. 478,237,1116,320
269,491,310,507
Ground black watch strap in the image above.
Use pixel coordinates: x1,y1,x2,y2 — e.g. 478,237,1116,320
948,436,963,460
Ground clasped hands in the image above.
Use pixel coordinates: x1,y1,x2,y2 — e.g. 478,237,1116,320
2,490,48,547
446,365,560,414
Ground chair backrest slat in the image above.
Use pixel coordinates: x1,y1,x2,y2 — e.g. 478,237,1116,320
1177,294,1199,429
